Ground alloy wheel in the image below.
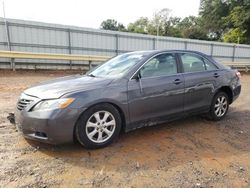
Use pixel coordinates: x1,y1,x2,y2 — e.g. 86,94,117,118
85,111,116,143
214,96,228,117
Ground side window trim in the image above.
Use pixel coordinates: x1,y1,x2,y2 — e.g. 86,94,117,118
130,52,180,80
178,52,218,74
140,53,178,79
203,58,219,71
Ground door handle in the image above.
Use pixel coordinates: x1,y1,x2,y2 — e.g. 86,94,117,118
173,79,182,85
214,73,220,78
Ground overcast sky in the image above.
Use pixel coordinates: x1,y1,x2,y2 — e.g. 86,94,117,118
1,0,201,28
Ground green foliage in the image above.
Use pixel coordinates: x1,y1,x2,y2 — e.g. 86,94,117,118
177,16,208,40
200,0,250,43
163,17,182,37
223,28,246,43
100,19,126,31
223,1,250,43
100,2,250,44
199,0,230,40
127,17,149,34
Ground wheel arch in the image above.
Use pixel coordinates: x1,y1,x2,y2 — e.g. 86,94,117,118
216,86,233,104
73,101,127,141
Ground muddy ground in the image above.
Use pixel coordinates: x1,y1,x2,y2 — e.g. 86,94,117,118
0,70,249,188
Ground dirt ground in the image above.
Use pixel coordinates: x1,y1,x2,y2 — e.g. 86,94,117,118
0,70,249,188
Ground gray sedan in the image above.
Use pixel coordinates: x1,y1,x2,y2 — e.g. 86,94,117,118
15,50,241,149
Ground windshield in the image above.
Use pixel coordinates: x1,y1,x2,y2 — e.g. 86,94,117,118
87,52,148,78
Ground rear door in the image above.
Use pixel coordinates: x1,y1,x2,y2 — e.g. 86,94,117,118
127,53,185,126
178,52,220,113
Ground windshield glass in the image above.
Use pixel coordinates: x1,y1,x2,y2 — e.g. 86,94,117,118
87,52,148,78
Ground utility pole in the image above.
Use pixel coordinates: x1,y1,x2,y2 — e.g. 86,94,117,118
2,1,15,71
2,0,11,51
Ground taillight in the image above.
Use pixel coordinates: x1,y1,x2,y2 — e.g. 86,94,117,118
236,71,241,79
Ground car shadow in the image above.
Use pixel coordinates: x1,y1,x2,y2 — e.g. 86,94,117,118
26,108,250,172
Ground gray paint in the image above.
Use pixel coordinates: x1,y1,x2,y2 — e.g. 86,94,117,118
14,50,241,144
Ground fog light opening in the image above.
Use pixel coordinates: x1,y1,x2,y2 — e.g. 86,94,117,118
35,132,47,138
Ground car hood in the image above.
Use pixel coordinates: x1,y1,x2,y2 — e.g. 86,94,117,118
24,75,113,99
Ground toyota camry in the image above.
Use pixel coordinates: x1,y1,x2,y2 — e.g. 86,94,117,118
15,50,241,148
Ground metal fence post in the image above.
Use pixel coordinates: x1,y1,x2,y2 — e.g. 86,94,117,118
115,34,119,55
4,20,15,71
184,41,188,50
4,21,11,51
153,38,156,50
88,60,92,70
210,43,214,57
68,29,72,69
11,58,15,71
232,45,236,62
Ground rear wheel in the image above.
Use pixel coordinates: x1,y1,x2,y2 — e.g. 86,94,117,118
208,92,229,121
75,103,122,149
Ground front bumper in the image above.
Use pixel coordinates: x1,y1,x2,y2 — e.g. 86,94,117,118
15,107,82,144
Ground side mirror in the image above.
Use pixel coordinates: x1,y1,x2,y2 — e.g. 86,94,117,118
135,72,143,93
134,73,141,81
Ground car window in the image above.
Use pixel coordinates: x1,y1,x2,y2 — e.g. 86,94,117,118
88,52,149,78
140,53,177,78
204,59,218,70
180,53,206,73
180,53,218,72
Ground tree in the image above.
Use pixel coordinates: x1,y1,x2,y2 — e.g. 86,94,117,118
147,8,172,36
223,1,250,43
177,16,208,40
199,0,250,43
127,9,179,36
127,17,149,34
223,28,246,43
99,2,250,44
199,0,230,40
100,19,126,31
163,17,182,37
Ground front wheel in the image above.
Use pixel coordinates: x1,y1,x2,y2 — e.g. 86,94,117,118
208,92,229,121
75,104,122,149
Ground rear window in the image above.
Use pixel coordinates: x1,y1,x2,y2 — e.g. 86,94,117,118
180,53,218,73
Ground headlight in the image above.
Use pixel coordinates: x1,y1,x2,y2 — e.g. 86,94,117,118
32,98,75,111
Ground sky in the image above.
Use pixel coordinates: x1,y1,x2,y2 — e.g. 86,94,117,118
1,0,201,29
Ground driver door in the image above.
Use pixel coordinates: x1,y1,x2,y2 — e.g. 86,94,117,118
127,53,185,128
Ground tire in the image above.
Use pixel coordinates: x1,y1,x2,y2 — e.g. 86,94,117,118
75,103,122,149
208,91,229,121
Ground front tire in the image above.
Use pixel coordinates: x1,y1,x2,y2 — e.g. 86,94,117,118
75,103,122,149
208,92,229,121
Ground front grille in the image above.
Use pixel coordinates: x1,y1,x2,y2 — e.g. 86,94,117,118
17,98,33,111
16,93,38,111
